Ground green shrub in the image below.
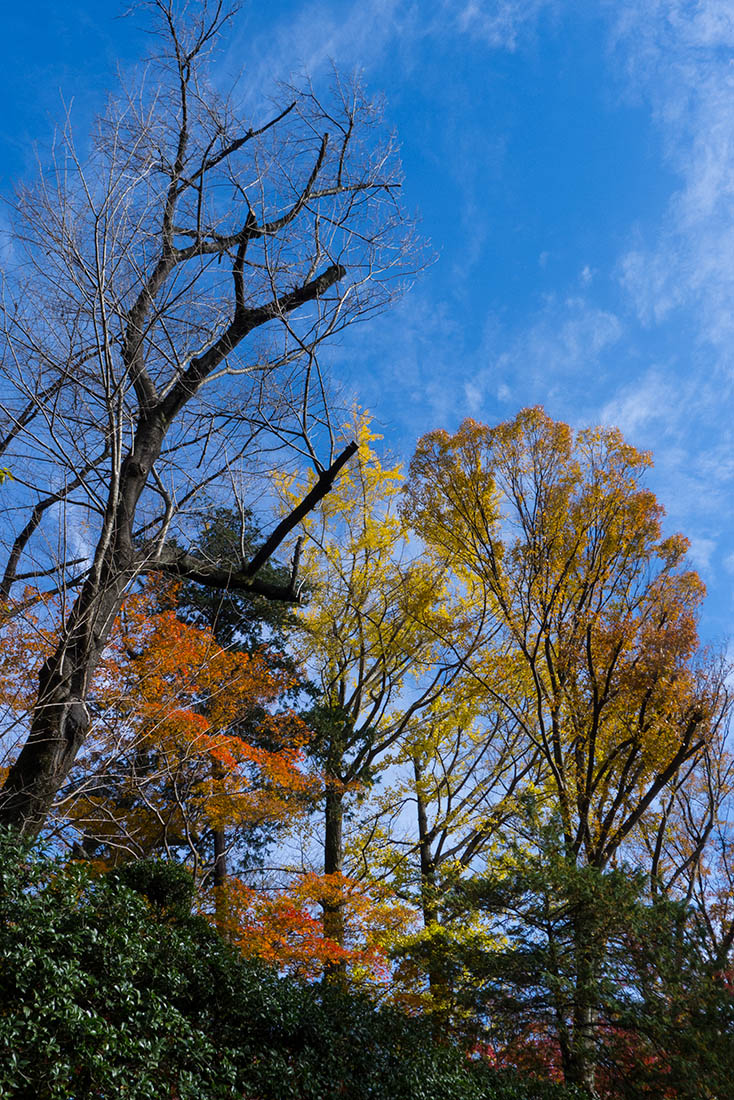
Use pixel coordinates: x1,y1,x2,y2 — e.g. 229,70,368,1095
0,831,583,1100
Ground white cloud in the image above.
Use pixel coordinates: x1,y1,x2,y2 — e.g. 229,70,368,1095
493,300,622,397
611,0,734,359
618,248,684,326
596,363,734,545
227,0,423,105
464,381,483,412
460,298,623,428
452,0,559,50
599,369,677,438
557,301,623,363
229,0,560,104
686,535,717,575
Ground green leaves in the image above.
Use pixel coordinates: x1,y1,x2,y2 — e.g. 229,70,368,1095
108,858,196,919
0,833,234,1098
0,833,583,1099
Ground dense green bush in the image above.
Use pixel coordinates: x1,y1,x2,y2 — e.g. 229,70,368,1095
0,832,582,1099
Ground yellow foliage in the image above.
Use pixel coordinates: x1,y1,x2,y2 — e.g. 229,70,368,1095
404,407,727,865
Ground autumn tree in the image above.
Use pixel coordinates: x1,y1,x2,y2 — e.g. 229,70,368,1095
404,407,731,1093
412,823,731,1098
61,578,313,879
280,415,456,965
170,506,307,899
214,869,416,985
343,671,540,1023
632,723,734,959
0,0,417,837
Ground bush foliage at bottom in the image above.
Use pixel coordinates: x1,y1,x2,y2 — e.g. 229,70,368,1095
0,832,581,1100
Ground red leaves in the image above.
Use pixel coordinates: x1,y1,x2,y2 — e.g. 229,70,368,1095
208,871,416,983
66,578,315,857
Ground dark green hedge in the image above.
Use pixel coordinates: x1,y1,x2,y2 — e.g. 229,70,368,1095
0,833,581,1100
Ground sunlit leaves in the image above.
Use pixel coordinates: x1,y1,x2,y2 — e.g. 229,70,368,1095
405,407,728,866
281,411,445,709
67,578,315,865
212,871,416,985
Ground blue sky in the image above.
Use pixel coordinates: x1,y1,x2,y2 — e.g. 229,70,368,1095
2,0,734,642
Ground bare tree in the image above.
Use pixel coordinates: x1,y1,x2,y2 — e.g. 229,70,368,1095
0,0,418,836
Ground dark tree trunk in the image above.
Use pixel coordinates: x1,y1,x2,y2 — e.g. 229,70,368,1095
322,784,346,980
213,827,228,886
0,416,166,836
415,757,438,927
414,755,448,1030
567,905,600,1097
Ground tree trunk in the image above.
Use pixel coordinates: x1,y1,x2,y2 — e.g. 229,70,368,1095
415,757,438,927
545,915,574,1083
0,419,166,836
414,755,449,1031
213,827,228,886
322,783,346,980
567,906,600,1097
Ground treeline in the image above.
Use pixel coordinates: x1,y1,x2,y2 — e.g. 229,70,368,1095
0,2,732,1095
2,409,734,1096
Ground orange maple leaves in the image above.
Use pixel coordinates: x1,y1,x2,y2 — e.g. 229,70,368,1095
211,871,417,984
66,578,315,860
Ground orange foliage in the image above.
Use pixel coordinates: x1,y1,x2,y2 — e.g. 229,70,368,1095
0,589,66,776
211,871,417,984
0,588,60,717
66,578,316,860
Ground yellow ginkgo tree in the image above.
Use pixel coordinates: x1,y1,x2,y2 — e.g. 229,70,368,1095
279,413,462,971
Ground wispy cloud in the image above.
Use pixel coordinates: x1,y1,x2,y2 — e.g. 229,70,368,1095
686,535,717,576
339,293,622,447
228,0,560,101
490,298,623,412
325,287,467,443
450,0,560,50
610,0,734,361
599,362,734,587
227,0,423,98
445,297,624,432
599,368,678,437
